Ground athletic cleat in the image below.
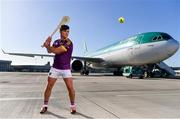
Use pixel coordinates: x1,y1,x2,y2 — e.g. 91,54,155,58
70,104,76,114
40,105,48,114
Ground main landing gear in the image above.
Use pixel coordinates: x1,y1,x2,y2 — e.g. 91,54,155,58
80,61,89,76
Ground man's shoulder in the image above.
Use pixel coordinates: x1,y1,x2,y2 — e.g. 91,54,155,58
66,38,73,45
54,39,60,42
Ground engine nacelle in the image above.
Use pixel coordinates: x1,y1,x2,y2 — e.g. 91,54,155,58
71,59,83,71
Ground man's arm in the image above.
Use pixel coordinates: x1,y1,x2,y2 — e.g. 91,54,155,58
46,48,52,53
43,36,69,54
43,36,52,53
46,45,67,54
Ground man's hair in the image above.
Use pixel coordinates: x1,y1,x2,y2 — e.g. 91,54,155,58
60,25,69,32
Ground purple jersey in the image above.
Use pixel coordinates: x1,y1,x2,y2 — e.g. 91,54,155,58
52,38,73,70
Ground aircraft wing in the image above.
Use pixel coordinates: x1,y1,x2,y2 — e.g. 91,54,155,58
2,49,104,63
2,49,54,57
72,56,104,63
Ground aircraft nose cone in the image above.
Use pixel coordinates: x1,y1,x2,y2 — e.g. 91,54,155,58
167,39,179,55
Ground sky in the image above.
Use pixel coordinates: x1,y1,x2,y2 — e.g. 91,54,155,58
0,0,180,66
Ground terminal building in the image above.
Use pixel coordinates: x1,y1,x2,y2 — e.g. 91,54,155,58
11,62,51,72
0,60,12,71
0,60,50,72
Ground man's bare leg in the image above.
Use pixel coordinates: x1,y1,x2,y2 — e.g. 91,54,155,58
63,77,76,114
40,77,57,114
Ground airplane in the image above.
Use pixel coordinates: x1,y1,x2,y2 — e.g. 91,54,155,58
2,32,179,77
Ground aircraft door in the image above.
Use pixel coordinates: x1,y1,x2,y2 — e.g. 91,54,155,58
132,35,143,63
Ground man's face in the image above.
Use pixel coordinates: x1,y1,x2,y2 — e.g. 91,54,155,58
60,29,69,39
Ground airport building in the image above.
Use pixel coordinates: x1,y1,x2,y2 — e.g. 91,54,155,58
11,62,51,72
0,60,51,72
0,60,12,71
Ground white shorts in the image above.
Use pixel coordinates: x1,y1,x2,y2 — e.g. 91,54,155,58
48,67,72,79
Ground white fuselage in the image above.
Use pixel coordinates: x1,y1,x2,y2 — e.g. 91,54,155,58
90,39,179,68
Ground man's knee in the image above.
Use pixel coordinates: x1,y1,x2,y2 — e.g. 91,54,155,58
47,77,56,88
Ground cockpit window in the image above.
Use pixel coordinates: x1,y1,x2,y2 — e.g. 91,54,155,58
161,33,172,40
158,36,162,40
153,35,165,41
152,36,157,41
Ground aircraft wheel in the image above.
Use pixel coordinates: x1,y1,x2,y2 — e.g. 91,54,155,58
113,71,122,76
113,71,118,76
129,74,133,78
139,76,144,79
80,70,89,76
80,70,85,75
85,70,89,75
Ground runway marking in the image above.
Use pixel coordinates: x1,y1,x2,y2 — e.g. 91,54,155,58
116,93,180,97
80,95,120,119
0,97,58,101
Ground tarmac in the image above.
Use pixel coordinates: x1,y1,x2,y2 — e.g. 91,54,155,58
0,72,180,119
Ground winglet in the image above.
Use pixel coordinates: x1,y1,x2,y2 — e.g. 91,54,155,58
1,49,6,54
83,40,88,54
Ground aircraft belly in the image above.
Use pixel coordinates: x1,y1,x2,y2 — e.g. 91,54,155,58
101,48,133,65
132,41,168,64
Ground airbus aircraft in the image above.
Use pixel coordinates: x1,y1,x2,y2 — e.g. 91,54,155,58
2,32,179,77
